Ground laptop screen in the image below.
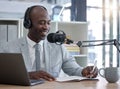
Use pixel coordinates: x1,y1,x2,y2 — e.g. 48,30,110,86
0,53,44,86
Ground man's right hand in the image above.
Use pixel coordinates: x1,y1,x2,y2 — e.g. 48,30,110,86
29,70,55,81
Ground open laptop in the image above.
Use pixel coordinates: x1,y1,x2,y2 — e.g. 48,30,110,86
0,53,45,86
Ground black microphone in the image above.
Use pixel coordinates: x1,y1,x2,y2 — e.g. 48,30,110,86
47,33,65,44
47,30,66,44
47,30,74,45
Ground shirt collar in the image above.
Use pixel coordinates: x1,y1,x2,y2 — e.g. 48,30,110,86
27,36,43,48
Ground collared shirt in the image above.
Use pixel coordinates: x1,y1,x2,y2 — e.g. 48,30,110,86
26,36,45,71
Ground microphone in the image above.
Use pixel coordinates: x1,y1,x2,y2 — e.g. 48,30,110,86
47,30,74,45
47,30,66,44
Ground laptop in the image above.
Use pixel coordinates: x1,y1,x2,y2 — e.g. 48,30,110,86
0,53,45,86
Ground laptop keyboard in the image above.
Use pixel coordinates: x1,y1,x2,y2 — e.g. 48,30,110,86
30,79,45,85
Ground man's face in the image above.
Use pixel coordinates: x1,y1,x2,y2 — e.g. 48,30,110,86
29,7,51,42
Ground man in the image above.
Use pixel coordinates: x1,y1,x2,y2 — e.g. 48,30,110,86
2,5,98,81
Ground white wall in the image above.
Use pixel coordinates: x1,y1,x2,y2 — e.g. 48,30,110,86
0,1,52,18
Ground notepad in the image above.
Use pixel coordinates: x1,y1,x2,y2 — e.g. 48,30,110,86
56,76,99,82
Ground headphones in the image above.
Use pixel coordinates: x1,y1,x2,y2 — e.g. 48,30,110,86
23,5,47,29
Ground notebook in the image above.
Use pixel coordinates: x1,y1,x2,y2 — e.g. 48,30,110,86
56,76,99,82
0,53,45,86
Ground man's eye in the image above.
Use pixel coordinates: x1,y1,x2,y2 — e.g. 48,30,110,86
39,21,45,25
39,21,51,25
47,21,51,25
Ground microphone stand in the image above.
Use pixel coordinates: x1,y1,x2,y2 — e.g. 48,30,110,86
66,39,120,67
76,39,120,53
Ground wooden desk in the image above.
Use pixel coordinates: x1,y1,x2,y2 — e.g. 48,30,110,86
0,77,119,89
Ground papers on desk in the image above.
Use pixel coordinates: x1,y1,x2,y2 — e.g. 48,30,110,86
56,76,99,82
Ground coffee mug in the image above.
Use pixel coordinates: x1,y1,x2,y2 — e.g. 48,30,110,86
99,67,120,83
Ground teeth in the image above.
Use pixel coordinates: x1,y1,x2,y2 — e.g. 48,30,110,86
41,31,48,35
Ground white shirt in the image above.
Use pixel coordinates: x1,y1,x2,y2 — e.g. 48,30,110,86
26,36,45,71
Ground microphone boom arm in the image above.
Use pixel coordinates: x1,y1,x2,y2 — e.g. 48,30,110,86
75,39,120,53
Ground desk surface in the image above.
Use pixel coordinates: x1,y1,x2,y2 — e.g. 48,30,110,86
0,77,120,89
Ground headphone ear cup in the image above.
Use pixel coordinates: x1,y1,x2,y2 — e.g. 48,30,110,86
23,19,32,29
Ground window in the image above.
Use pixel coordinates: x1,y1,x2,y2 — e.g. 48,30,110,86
87,0,118,68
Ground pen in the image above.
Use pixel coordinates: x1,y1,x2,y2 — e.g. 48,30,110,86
90,60,97,78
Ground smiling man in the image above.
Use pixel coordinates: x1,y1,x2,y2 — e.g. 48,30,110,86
1,5,98,81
